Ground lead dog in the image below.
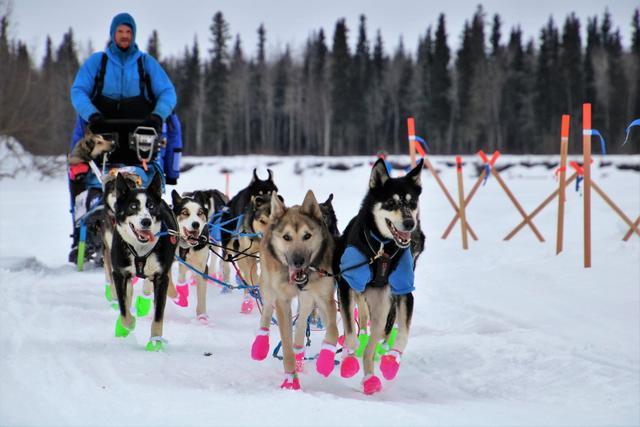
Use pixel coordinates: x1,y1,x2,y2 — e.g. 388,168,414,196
252,191,338,390
334,158,424,395
111,173,178,350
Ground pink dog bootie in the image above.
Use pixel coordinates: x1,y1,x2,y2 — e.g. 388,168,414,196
363,374,382,395
280,372,301,391
380,349,401,380
315,342,337,377
172,281,189,307
251,328,269,360
240,295,254,314
340,352,360,378
196,313,209,325
294,346,305,373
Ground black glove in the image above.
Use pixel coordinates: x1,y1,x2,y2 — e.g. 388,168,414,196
88,113,105,130
142,114,163,132
165,177,177,185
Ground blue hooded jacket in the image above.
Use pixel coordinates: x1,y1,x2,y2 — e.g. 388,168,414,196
70,13,176,121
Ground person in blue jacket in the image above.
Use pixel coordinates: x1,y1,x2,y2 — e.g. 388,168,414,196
67,12,178,262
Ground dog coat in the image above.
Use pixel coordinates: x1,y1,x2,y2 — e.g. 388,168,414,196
340,245,415,295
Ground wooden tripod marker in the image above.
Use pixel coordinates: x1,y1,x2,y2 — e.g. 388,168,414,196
583,103,592,268
406,117,479,240
624,217,640,241
456,156,469,250
471,150,544,242
441,151,500,240
556,114,570,254
408,117,417,168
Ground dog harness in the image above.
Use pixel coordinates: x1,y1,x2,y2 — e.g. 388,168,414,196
339,231,415,295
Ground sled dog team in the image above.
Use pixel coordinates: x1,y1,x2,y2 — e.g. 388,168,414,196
105,158,424,395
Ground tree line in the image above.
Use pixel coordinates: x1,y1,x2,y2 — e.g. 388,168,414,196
1,6,639,156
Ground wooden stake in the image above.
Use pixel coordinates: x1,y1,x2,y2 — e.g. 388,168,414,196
423,155,479,240
456,156,469,250
225,172,230,199
408,117,417,168
504,172,578,241
583,103,592,268
556,115,570,254
442,151,500,240
624,216,640,241
591,180,640,238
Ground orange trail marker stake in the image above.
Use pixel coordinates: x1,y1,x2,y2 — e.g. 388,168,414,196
556,114,570,255
408,117,417,168
442,150,500,240
406,118,479,240
455,156,469,250
583,103,592,268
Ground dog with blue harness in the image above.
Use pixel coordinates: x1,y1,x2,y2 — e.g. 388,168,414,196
333,158,424,395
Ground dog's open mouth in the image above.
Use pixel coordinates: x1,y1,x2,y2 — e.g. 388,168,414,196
386,219,412,248
183,227,200,246
130,223,155,243
289,268,309,287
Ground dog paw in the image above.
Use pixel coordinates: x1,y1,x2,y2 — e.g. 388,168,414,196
294,348,305,373
115,316,136,338
135,294,152,317
340,355,360,378
251,329,269,360
280,373,301,391
315,342,337,377
362,375,382,395
196,313,209,325
172,284,189,307
145,336,166,352
240,297,254,314
379,350,401,380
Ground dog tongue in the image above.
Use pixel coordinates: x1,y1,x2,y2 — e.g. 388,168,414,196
289,268,303,283
397,230,411,240
139,230,155,242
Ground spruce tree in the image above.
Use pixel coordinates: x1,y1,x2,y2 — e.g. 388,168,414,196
431,14,452,151
206,11,231,155
147,30,160,60
330,18,350,155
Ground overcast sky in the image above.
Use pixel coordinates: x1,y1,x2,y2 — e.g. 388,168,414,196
6,0,638,62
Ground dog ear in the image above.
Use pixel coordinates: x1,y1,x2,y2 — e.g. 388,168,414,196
194,191,210,216
251,168,258,184
148,173,163,198
325,193,334,205
115,173,131,198
267,168,274,182
406,159,424,186
171,189,182,207
270,191,286,220
369,158,390,189
301,190,323,222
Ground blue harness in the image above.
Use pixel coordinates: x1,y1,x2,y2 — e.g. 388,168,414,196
339,231,415,295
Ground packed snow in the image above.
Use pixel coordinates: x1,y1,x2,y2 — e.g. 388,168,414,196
0,143,638,426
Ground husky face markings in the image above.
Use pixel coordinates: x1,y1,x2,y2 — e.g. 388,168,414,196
268,193,325,286
173,190,209,247
369,161,422,248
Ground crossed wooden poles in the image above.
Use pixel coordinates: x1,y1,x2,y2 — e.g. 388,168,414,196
407,111,639,258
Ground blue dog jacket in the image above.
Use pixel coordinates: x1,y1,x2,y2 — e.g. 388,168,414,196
340,245,415,295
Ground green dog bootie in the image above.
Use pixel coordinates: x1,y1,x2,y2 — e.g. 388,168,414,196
146,336,166,352
115,316,136,338
355,332,370,357
376,327,398,356
135,294,152,317
105,284,112,302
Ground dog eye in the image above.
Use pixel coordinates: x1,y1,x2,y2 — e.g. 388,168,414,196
198,209,204,216
303,233,312,241
130,203,138,210
283,234,292,241
259,219,267,225
147,202,155,209
181,209,188,216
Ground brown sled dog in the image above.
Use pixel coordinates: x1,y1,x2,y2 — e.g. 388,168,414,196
68,129,116,165
251,191,338,390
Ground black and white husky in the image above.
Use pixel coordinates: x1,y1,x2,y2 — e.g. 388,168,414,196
111,173,178,351
333,158,424,395
170,190,212,323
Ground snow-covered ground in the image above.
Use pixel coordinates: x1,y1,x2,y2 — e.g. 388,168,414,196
0,143,639,426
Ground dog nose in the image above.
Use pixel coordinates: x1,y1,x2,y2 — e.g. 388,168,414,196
140,218,151,228
292,254,305,269
403,219,415,230
192,221,200,230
